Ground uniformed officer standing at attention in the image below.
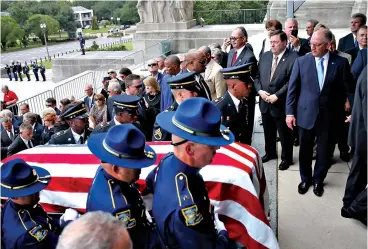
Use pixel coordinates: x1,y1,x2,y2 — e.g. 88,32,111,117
16,61,23,81
152,71,201,141
86,124,161,249
23,62,31,81
48,102,91,144
214,63,254,145
1,158,79,249
11,61,18,81
5,64,12,81
148,97,235,249
91,95,143,135
78,33,86,55
39,64,46,81
32,61,39,81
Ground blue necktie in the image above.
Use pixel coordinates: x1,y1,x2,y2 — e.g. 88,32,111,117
317,58,325,90
354,39,358,47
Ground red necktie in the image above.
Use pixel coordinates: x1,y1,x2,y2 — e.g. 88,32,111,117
231,51,237,66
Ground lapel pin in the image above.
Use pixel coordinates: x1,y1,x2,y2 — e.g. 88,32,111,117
282,59,285,61
68,138,71,141
226,116,230,120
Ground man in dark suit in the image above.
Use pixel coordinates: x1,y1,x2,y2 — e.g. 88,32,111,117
145,59,164,87
286,29,350,197
7,123,34,157
254,30,298,169
83,83,95,112
352,48,368,81
226,26,258,144
185,52,212,100
22,112,43,146
346,25,367,64
1,117,19,160
215,63,254,145
45,97,61,116
48,102,91,145
17,103,42,124
341,66,367,225
284,18,311,57
338,13,367,52
305,19,319,45
0,109,21,132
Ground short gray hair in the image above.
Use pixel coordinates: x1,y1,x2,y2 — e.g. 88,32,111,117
211,48,223,61
56,211,132,249
285,18,299,28
20,123,32,132
1,117,11,123
108,80,122,93
23,112,38,124
0,109,13,119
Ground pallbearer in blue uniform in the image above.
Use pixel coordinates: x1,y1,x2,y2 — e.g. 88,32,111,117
78,33,85,55
215,63,254,145
149,97,235,249
1,159,79,249
152,71,201,141
23,62,31,81
86,124,161,249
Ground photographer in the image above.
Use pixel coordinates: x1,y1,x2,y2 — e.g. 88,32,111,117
284,18,311,56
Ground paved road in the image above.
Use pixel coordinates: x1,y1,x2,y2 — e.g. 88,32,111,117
1,35,133,66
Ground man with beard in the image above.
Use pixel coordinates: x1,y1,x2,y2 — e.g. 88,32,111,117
86,124,161,249
48,102,91,145
148,97,234,249
1,158,79,249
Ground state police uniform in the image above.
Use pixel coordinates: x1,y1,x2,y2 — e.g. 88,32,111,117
5,64,12,81
78,34,85,55
148,97,235,249
152,72,201,141
215,63,254,145
32,62,39,81
91,95,144,135
39,65,46,81
23,63,31,81
86,124,161,249
11,61,18,81
48,102,91,145
1,159,60,249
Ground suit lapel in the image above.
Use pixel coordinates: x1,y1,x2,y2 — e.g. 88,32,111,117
322,53,337,91
205,60,213,79
264,53,273,84
234,47,248,66
224,92,238,116
270,50,289,82
309,54,321,92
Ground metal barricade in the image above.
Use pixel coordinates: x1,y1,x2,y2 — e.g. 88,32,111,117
53,72,95,103
7,90,54,116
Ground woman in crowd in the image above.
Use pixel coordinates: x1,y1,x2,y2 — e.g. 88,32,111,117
259,19,283,58
143,76,161,140
89,93,107,129
59,98,71,113
40,107,57,144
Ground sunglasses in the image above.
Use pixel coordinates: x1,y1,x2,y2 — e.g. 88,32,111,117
148,63,158,67
133,84,143,89
229,36,244,41
197,60,206,65
45,104,52,107
95,98,104,101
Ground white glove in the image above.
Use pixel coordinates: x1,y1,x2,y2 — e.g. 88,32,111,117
60,208,80,223
214,213,226,232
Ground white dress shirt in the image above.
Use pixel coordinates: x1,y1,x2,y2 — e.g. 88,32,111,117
71,129,85,144
6,127,15,140
114,116,122,125
235,45,246,59
228,91,241,112
314,52,329,85
273,48,287,66
20,137,33,148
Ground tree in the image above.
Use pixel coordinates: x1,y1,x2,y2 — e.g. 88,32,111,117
26,14,60,45
7,1,34,26
92,16,98,30
1,16,25,50
54,2,77,38
91,1,125,21
100,20,110,28
114,1,139,25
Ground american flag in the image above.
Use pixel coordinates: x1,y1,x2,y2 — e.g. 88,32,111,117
2,142,279,249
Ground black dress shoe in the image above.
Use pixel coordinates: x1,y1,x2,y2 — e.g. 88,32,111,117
294,137,299,146
262,154,277,163
340,151,350,162
278,160,291,170
341,207,353,218
298,182,311,194
313,183,324,197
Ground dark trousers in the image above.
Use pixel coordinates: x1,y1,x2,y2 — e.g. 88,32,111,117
343,148,367,208
13,72,18,81
298,118,331,183
18,72,23,81
34,72,39,81
81,45,85,55
348,188,367,218
262,112,294,161
40,72,46,81
25,73,31,81
329,114,350,156
7,73,12,81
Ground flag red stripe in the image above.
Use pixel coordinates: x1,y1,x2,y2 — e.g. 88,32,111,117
219,214,269,249
206,181,269,226
46,177,93,193
225,145,260,179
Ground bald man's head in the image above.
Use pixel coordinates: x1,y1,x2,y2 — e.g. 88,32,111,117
185,52,206,73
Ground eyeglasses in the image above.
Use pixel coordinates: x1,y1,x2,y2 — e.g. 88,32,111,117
310,42,326,47
133,84,143,89
148,63,158,67
229,36,244,41
196,60,206,65
95,98,104,101
45,104,52,107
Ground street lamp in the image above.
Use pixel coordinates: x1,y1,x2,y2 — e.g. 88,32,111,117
117,17,122,43
40,23,50,61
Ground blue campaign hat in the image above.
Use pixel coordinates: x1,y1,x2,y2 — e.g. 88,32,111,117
156,97,235,146
220,63,254,82
1,159,51,198
87,124,156,168
112,95,140,115
60,102,89,120
167,71,201,93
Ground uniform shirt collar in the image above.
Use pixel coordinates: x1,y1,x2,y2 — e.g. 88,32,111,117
9,200,38,211
236,44,246,56
314,51,329,62
71,128,85,143
114,116,122,125
101,168,130,186
172,154,201,175
228,91,241,112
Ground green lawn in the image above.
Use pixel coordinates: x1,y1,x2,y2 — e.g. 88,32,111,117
124,41,133,50
83,25,113,34
1,42,61,53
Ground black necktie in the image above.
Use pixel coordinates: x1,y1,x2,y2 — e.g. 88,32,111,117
79,136,84,144
238,99,248,125
9,131,14,141
28,141,33,148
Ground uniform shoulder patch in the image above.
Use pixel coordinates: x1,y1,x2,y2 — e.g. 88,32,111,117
181,205,203,226
213,96,224,105
29,225,48,242
153,128,163,140
115,210,136,229
54,130,68,137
